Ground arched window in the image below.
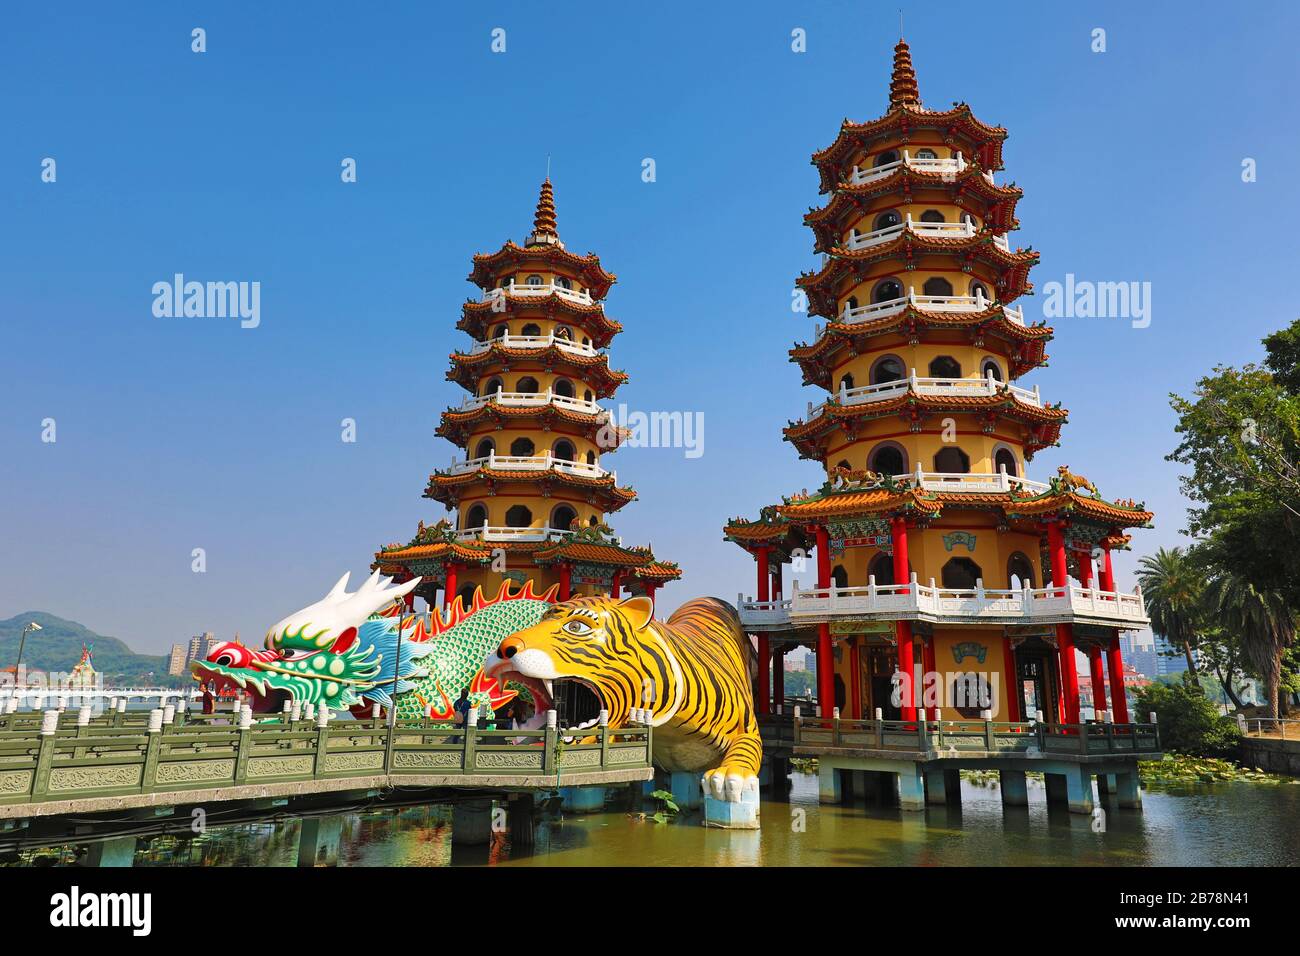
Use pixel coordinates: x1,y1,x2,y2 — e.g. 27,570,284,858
521,323,542,337
920,209,945,223
941,557,982,590
922,276,954,297
845,295,859,313
933,446,970,473
491,325,508,339
554,325,572,340
868,553,895,586
516,376,539,393
869,442,907,475
553,378,575,398
929,355,962,378
586,450,597,465
556,277,572,289
949,673,994,719
870,355,906,385
831,565,849,590
526,275,543,286
874,150,899,167
551,505,578,531
464,504,488,529
509,436,536,457
583,389,594,403
588,515,600,527
497,275,514,289
838,372,855,394
481,376,503,396
916,148,938,159
1007,552,1036,590
874,210,901,231
981,358,1003,381
970,280,990,301
872,279,904,303
994,446,1018,476
473,438,495,460
552,439,576,462
505,504,533,528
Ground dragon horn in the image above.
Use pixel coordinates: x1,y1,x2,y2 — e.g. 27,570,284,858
324,572,352,602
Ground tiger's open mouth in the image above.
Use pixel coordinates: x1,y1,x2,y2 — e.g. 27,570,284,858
496,672,605,732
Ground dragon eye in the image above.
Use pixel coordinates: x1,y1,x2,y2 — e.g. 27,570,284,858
280,648,313,661
562,620,592,636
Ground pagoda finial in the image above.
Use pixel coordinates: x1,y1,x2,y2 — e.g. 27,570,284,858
526,178,563,248
889,36,921,110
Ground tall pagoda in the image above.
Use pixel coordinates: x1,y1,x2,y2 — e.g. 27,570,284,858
375,180,680,608
724,40,1153,727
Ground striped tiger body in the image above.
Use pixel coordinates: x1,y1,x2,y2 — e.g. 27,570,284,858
485,595,763,803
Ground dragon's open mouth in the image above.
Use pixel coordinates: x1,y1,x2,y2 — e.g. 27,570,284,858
192,663,292,714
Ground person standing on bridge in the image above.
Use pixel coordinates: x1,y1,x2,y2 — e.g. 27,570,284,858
450,687,472,744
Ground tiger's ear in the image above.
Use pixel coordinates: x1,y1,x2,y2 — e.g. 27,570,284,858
617,596,654,630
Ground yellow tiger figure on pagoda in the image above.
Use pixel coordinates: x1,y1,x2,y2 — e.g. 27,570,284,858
486,595,763,821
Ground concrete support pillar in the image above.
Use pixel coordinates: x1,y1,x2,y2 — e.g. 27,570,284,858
452,800,494,845
79,836,137,868
703,787,759,829
999,769,1029,807
1044,771,1068,807
897,764,926,811
663,770,702,810
508,793,535,848
924,767,961,805
817,763,842,804
1046,766,1094,814
296,815,343,867
559,786,606,813
1116,771,1142,809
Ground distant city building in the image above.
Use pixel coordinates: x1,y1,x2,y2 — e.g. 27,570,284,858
167,644,188,677
169,633,217,677
1154,635,1193,677
1120,632,1160,680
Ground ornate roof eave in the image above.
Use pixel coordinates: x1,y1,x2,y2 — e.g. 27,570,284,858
424,470,638,511
436,403,623,449
459,294,623,345
468,242,616,298
811,103,1010,193
445,347,629,397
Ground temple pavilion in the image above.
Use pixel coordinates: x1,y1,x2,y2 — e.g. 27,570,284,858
375,180,680,609
724,39,1153,727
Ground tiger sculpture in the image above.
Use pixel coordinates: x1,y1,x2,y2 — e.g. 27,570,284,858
484,595,763,803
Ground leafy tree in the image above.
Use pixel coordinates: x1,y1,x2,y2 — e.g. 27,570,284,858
1262,317,1300,396
1134,681,1241,758
1137,547,1205,681
1202,570,1296,723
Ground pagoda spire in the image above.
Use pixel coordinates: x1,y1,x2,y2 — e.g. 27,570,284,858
888,37,921,110
526,178,563,248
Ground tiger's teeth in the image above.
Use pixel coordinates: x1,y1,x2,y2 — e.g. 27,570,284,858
542,679,554,699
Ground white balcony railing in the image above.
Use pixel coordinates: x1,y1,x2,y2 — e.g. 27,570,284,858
483,283,593,306
805,370,1042,421
845,213,1005,252
453,525,575,543
465,333,601,359
444,451,615,482
739,577,1148,628
833,288,1024,328
459,388,606,418
846,149,968,186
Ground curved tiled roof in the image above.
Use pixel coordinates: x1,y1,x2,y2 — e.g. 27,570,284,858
446,344,628,398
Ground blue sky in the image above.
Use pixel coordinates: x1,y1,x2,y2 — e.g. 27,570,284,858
2,1,1297,654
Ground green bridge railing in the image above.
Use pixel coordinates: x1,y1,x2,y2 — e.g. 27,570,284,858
0,711,653,809
789,711,1161,757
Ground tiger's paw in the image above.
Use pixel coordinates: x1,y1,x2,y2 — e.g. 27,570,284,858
701,767,760,803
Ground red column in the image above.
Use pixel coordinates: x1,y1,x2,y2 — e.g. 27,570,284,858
772,646,785,713
558,563,572,601
1100,544,1116,593
813,525,835,717
1001,636,1021,721
850,639,862,718
756,634,771,715
896,623,916,721
756,547,771,603
890,516,910,592
443,563,459,611
1088,646,1108,717
1047,521,1068,596
1107,634,1130,723
403,592,415,612
1078,552,1093,589
645,582,658,604
1056,623,1080,724
922,637,936,715
610,571,622,598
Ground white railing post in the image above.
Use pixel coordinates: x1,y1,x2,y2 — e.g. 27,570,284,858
909,366,918,390
868,574,877,601
975,578,986,603
914,463,924,487
956,150,964,170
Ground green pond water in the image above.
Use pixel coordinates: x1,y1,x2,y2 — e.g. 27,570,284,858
14,772,1300,867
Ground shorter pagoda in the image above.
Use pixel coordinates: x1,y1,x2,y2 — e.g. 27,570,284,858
374,181,681,609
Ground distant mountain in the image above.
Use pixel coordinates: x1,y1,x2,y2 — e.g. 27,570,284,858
0,612,174,685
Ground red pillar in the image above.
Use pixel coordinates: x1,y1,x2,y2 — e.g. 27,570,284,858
1088,646,1108,717
403,592,415,612
896,623,916,721
890,515,910,592
1047,521,1068,596
1078,551,1093,589
1001,636,1021,721
610,571,622,598
772,646,785,713
850,639,862,718
1107,634,1130,723
756,547,771,603
814,525,835,717
1056,623,1080,724
645,582,658,604
922,637,936,715
1100,544,1116,593
443,563,459,611
558,563,572,601
756,634,771,715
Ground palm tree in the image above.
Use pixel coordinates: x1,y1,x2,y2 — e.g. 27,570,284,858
1137,547,1205,683
1204,572,1297,724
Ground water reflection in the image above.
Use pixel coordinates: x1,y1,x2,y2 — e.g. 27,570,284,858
10,773,1300,867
